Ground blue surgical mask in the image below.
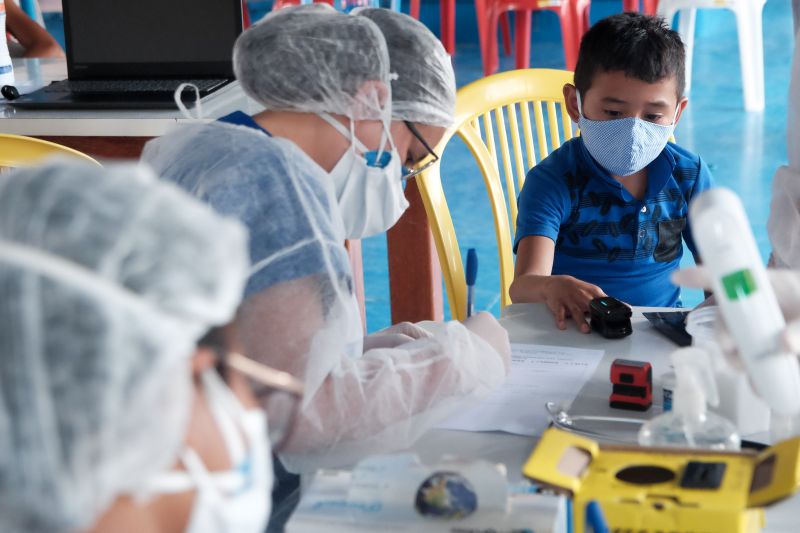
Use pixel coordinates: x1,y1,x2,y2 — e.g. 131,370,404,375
577,92,678,177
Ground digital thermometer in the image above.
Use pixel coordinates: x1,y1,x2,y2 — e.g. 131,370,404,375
690,188,800,416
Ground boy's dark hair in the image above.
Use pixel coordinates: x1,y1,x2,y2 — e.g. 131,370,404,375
574,13,685,98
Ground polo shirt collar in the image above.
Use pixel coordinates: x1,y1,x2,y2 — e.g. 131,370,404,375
576,135,676,202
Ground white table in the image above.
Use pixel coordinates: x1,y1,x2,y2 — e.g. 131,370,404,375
408,302,800,532
0,58,261,155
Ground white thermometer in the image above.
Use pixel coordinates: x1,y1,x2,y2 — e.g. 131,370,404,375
690,187,800,416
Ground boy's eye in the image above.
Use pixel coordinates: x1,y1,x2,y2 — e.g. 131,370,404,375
604,109,622,118
645,114,664,122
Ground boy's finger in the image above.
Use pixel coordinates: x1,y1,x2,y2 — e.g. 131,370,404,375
554,305,567,330
671,267,711,290
569,303,591,333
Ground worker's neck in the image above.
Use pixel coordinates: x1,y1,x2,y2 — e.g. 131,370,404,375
252,110,349,173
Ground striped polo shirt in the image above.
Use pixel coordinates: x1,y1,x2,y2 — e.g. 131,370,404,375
514,136,714,307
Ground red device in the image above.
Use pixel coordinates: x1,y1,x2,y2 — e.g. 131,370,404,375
610,359,652,411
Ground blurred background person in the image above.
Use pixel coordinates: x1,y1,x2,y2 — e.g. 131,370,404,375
0,161,300,533
5,0,63,57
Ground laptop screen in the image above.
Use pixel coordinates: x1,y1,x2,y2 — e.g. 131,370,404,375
63,0,243,79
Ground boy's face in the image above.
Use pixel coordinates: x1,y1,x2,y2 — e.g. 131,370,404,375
563,70,688,126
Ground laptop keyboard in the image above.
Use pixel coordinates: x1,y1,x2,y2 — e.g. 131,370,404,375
43,79,229,95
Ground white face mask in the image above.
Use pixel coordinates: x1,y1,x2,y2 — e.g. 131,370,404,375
148,369,273,533
319,113,409,240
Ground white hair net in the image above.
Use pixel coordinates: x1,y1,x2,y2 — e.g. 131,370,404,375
142,122,507,474
0,161,249,533
233,4,392,122
354,8,456,127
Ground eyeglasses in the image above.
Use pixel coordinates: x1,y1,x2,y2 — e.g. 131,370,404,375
402,121,439,180
225,352,304,453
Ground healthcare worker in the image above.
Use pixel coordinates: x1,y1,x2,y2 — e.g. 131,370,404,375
354,7,455,186
768,32,800,269
0,161,298,533
141,3,510,480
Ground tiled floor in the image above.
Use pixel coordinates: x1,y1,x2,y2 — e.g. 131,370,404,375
43,1,796,331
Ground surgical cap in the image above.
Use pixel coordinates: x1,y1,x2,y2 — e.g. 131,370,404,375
233,4,392,121
0,161,249,533
355,8,456,127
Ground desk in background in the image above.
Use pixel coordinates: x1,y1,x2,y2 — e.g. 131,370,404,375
0,58,261,157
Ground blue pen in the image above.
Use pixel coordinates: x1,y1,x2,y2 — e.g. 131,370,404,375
586,500,609,533
465,248,478,318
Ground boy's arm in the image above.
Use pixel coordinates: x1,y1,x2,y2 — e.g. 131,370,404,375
511,235,606,333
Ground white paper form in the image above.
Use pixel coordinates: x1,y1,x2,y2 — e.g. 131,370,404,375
439,343,605,436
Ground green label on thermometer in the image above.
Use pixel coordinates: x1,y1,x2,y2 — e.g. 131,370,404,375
721,269,757,300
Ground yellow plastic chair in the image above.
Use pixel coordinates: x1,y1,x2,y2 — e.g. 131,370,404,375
415,68,576,321
0,134,100,170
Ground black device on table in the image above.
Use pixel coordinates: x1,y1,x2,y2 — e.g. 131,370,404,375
8,0,243,110
590,296,632,339
642,310,693,347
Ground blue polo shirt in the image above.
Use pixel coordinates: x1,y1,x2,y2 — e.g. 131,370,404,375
514,137,714,307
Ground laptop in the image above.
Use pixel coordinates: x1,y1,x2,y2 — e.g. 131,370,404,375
10,0,243,110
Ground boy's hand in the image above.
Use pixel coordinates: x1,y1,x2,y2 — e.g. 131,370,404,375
541,276,607,333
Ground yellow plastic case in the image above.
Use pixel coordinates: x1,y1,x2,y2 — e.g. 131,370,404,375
523,428,800,533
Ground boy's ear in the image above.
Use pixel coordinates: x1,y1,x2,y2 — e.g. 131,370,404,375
673,96,689,125
563,83,580,123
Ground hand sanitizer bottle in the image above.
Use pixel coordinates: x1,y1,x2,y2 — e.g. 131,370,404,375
0,1,14,87
690,187,800,416
639,348,740,450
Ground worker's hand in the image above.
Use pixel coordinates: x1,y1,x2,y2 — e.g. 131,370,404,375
673,267,800,367
363,321,433,351
462,311,511,372
541,275,607,333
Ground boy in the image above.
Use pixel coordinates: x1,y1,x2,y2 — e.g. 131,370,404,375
510,13,713,332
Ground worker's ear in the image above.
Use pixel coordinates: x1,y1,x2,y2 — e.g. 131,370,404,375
563,84,580,124
353,80,390,117
192,346,218,378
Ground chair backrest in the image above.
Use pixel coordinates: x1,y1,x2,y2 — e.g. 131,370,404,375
415,68,575,321
0,134,100,170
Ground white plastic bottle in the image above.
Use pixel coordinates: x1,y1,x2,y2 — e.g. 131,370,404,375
0,0,14,87
639,348,740,450
690,187,800,417
686,306,771,435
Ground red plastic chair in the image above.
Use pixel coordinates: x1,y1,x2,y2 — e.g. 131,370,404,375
480,0,580,75
271,0,335,11
243,0,252,27
408,0,511,58
575,0,659,38
409,0,456,54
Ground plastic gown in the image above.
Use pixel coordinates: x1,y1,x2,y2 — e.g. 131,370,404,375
769,36,800,268
142,122,507,472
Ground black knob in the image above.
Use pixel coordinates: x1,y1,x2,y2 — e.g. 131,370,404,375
1,85,20,100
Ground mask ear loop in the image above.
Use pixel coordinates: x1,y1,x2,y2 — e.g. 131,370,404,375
670,102,681,126
576,90,585,119
174,83,203,121
375,73,399,162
